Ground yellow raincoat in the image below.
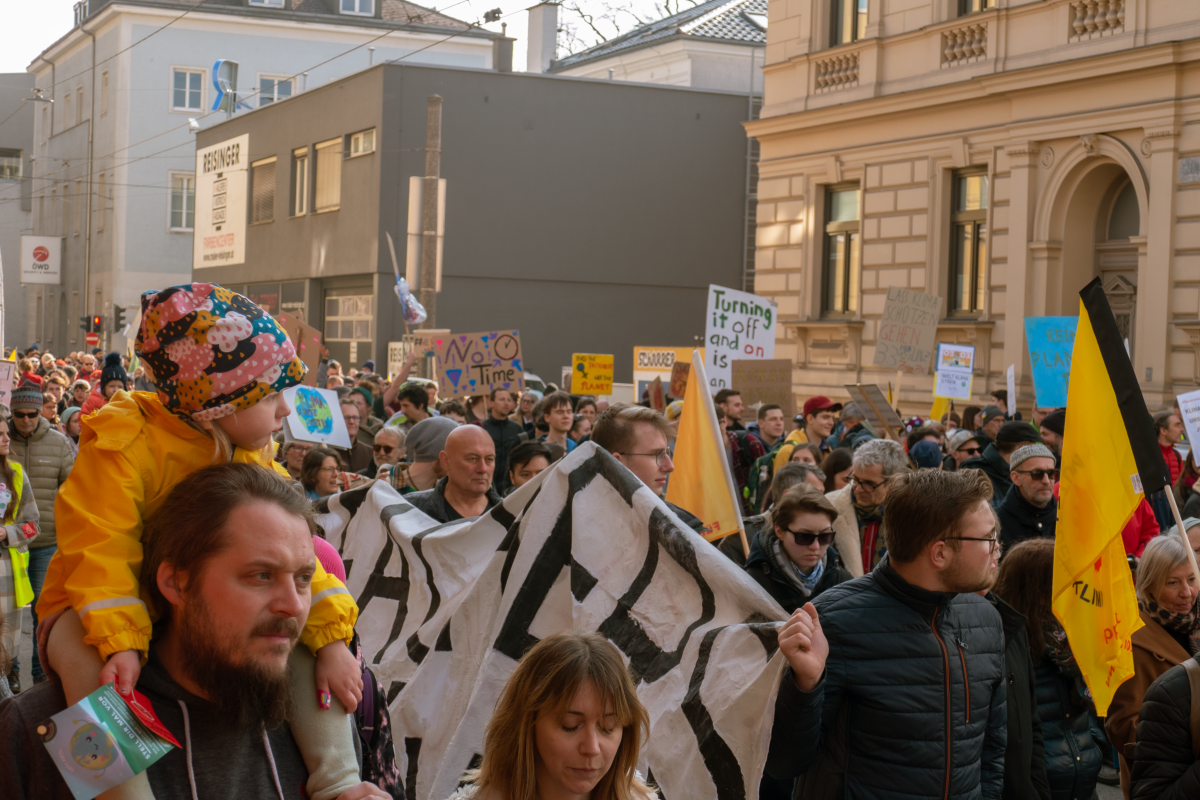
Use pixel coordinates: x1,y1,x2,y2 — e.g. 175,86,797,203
37,391,357,661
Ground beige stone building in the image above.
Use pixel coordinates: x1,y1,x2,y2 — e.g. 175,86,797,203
746,0,1200,415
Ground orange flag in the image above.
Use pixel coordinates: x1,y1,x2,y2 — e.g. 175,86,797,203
665,350,747,555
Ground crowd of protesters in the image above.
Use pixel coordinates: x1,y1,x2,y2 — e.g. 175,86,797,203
0,285,1199,800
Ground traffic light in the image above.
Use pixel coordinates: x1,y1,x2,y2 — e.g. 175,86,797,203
80,316,92,333
90,315,103,333
113,305,126,332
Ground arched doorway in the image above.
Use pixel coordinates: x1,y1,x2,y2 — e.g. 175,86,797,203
1095,178,1140,348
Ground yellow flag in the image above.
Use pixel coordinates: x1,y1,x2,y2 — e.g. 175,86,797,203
665,350,745,554
1053,278,1163,715
930,394,951,423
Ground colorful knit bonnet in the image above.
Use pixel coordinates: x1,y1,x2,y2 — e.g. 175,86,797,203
135,283,306,421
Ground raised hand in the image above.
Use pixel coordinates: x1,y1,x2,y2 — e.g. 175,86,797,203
777,602,828,692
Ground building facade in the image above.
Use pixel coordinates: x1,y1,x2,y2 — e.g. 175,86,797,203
0,74,35,351
747,0,1200,412
193,61,752,379
25,0,494,356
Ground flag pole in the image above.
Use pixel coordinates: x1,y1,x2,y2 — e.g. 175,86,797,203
1164,489,1200,585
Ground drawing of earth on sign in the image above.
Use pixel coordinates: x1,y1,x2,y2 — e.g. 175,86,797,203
69,721,117,773
294,387,333,435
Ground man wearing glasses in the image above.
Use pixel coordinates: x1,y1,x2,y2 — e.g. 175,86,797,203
960,420,1044,505
997,443,1058,552
768,469,1006,800
944,429,987,471
826,438,909,577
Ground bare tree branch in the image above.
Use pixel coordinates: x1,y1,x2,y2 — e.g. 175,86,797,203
557,0,705,55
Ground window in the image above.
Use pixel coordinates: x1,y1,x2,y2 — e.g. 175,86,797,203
258,76,293,107
98,173,106,232
349,129,375,157
74,180,83,235
63,92,72,128
324,295,372,342
831,0,867,45
949,171,988,315
50,188,58,234
0,149,20,179
41,107,48,146
71,291,78,344
292,148,308,216
1107,181,1140,240
250,0,285,5
251,157,276,223
77,86,84,121
172,69,204,111
170,173,195,230
314,139,342,211
959,0,994,14
822,186,860,315
61,186,69,237
340,0,374,15
101,71,109,115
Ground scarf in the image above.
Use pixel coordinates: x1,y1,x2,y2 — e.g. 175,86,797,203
767,536,825,598
1139,596,1200,656
856,502,885,573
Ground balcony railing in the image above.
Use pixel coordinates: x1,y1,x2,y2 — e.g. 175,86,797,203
1069,0,1125,41
941,22,987,67
815,52,859,93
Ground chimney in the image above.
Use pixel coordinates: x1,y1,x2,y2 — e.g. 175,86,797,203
493,32,514,72
526,3,558,74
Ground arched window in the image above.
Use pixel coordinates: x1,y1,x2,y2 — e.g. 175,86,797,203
1107,181,1139,241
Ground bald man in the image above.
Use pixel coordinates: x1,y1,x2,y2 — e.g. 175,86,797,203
407,425,503,522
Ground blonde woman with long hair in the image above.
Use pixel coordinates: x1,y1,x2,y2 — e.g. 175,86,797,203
450,632,654,800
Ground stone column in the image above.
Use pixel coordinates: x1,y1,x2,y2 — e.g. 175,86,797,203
1137,127,1178,408
1001,142,1040,386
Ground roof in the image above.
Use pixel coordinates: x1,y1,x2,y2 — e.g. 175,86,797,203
77,0,475,33
551,0,765,72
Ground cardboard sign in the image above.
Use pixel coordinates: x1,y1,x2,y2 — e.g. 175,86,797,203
435,330,524,399
730,359,794,419
1006,364,1017,416
669,361,690,399
874,286,942,375
1178,388,1200,447
282,385,352,449
388,329,449,381
845,383,904,440
934,343,975,401
280,311,322,387
704,285,777,391
0,360,14,409
634,346,703,405
649,376,666,412
572,353,614,395
1024,316,1078,409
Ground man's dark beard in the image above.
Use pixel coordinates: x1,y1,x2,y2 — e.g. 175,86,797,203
175,594,299,729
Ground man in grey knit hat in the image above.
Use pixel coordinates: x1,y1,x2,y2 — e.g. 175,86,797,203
997,443,1058,553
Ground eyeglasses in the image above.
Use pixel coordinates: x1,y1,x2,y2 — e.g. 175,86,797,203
945,532,1000,552
342,414,361,422
373,444,396,455
11,411,38,420
1015,468,1059,482
786,527,836,547
318,466,339,475
849,474,888,492
958,447,982,456
622,450,673,469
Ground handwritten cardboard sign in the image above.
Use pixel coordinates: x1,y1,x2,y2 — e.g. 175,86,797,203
845,383,904,440
572,353,614,395
282,385,352,449
731,359,794,419
1177,388,1200,449
873,287,942,375
1024,316,1078,408
669,361,690,399
387,329,449,381
0,361,14,409
280,311,322,387
934,343,975,401
704,285,777,391
435,330,524,399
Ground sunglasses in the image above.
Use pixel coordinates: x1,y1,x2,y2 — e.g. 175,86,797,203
373,444,396,455
959,447,982,456
11,411,39,420
786,528,836,547
1015,468,1059,482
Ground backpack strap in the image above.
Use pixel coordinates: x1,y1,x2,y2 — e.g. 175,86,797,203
1184,657,1200,761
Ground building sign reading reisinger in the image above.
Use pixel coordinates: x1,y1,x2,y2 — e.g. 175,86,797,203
193,134,249,269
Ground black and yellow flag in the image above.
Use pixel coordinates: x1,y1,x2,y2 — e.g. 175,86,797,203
1053,277,1169,714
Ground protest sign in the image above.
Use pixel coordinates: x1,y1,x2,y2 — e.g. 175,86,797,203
316,443,785,800
1024,316,1078,408
1178,388,1200,447
845,383,904,440
704,285,777,391
731,358,794,418
0,360,14,409
873,286,942,374
1006,364,1017,416
633,346,703,402
388,329,449,381
435,330,524,400
649,376,666,412
669,361,690,399
933,343,975,401
280,311,322,387
41,683,179,800
282,385,352,449
572,353,614,394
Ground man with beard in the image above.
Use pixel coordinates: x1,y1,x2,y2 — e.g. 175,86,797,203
0,463,387,800
768,468,1007,800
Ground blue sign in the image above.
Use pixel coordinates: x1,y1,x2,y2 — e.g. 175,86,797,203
1024,316,1078,409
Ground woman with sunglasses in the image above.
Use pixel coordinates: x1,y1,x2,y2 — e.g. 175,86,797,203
743,484,852,613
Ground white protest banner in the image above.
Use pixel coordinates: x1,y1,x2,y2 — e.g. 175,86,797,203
704,285,777,391
1178,388,1200,447
1006,364,1016,417
0,361,14,410
874,287,942,375
316,442,786,800
193,134,249,269
934,342,974,400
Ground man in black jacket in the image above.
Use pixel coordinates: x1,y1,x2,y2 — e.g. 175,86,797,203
408,425,503,523
769,468,1007,800
480,388,524,493
997,444,1058,552
961,420,1043,506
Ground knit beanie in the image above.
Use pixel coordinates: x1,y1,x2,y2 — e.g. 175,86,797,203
9,385,43,412
910,440,944,469
1009,443,1056,471
135,283,306,421
99,352,128,389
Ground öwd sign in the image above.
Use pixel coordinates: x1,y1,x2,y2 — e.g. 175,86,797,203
20,235,62,285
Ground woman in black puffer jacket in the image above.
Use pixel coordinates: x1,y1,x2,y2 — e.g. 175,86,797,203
995,539,1102,800
1130,657,1200,799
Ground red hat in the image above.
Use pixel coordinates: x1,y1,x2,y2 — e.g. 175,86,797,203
802,395,843,418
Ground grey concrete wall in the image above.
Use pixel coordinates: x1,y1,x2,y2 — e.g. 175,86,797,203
0,74,36,351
